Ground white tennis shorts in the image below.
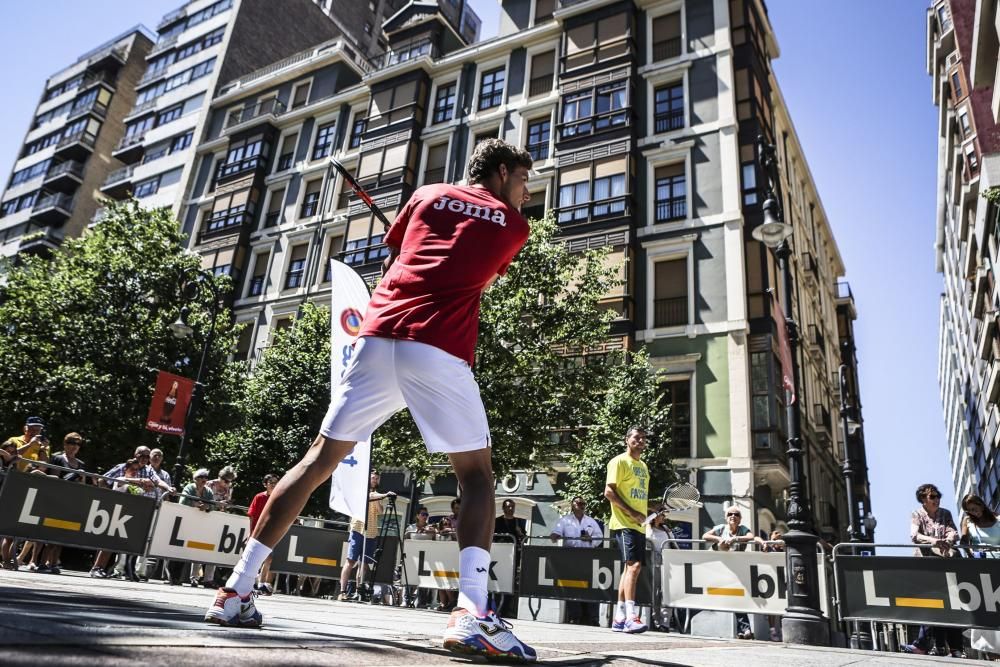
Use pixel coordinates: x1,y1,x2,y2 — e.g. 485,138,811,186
319,336,491,453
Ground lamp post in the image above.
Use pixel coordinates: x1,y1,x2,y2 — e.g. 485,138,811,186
753,136,829,646
167,269,223,487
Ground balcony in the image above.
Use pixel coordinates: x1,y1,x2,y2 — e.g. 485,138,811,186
423,166,446,184
66,98,109,123
224,99,286,135
86,45,127,72
652,37,682,62
138,65,170,87
158,7,187,31
79,71,116,93
18,228,63,256
215,155,267,183
528,75,553,98
370,39,436,72
127,99,158,120
100,164,135,198
653,296,687,328
199,210,253,243
556,195,629,226
42,160,85,193
54,130,97,161
149,33,179,57
30,192,74,225
654,107,684,134
654,198,686,223
806,323,825,357
113,132,146,163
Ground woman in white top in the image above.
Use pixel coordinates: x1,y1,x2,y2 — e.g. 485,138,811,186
961,493,1000,658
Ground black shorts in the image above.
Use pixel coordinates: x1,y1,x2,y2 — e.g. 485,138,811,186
613,528,646,563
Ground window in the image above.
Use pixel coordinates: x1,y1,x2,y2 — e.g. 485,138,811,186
561,91,592,136
171,131,193,153
217,135,264,178
751,350,776,437
592,174,626,217
276,133,298,171
952,71,963,99
285,244,308,288
9,160,51,188
134,176,160,198
534,0,554,23
938,5,951,32
654,83,684,132
433,83,456,124
264,187,285,227
967,145,980,172
248,252,269,296
595,82,627,129
741,162,758,206
526,118,550,161
343,233,388,266
205,188,255,232
322,235,344,282
557,181,590,224
424,143,447,184
312,122,336,160
528,51,554,97
291,82,311,110
564,14,628,70
652,12,682,61
348,115,366,149
959,110,971,137
300,179,321,218
653,258,687,327
156,104,183,126
654,163,686,222
560,82,628,139
478,68,505,111
660,379,691,453
143,146,168,163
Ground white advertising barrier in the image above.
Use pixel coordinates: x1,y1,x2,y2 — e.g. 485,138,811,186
661,549,829,616
148,502,250,567
403,538,516,593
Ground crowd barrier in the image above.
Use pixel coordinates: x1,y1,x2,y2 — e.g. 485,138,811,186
832,542,1000,630
403,535,516,593
519,537,654,604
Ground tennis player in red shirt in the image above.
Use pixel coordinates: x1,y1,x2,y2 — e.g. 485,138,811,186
206,139,536,662
247,474,277,595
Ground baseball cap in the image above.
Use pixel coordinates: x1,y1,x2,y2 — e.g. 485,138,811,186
25,416,45,427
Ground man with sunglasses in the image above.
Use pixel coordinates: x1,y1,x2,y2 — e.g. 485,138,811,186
550,496,603,625
703,506,765,639
404,505,437,608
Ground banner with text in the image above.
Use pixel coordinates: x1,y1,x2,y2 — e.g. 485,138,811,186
270,524,349,579
519,545,653,604
148,502,249,566
146,370,195,436
404,539,515,593
837,555,1000,629
661,550,830,615
0,470,155,554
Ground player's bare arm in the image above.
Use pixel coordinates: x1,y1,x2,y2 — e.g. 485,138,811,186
604,482,644,524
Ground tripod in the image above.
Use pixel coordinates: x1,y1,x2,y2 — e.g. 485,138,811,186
361,494,409,605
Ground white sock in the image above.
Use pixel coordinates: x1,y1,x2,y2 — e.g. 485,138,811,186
225,538,272,597
615,601,626,621
626,600,637,619
456,546,490,617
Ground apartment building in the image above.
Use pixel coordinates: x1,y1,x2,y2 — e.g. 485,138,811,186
181,0,868,544
0,28,153,259
928,0,1000,508
0,0,400,259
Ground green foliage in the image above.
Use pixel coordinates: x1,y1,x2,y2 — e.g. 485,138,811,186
0,200,236,476
982,186,1000,205
563,348,677,524
206,303,332,512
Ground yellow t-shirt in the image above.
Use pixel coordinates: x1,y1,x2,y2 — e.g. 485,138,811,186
606,451,649,532
349,494,384,538
5,436,42,473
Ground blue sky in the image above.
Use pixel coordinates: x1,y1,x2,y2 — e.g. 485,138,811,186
0,2,945,544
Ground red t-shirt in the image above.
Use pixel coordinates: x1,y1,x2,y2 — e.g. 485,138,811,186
358,183,530,365
248,491,269,530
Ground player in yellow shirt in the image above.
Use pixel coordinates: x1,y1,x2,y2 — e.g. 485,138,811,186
603,426,649,634
2,416,50,473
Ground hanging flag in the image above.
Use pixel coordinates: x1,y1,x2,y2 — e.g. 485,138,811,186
770,290,796,405
145,371,196,436
327,259,373,519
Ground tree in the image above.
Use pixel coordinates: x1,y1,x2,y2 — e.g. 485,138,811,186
0,200,236,476
562,348,677,523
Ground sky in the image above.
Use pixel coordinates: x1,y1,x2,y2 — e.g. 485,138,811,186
0,2,948,544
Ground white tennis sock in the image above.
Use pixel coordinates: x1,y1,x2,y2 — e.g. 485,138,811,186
626,600,637,619
225,538,272,597
615,601,626,621
456,546,490,617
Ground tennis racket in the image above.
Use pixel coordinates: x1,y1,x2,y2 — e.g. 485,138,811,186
330,157,391,230
660,482,703,512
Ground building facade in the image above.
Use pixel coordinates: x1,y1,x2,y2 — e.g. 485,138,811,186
928,0,1000,509
180,0,868,543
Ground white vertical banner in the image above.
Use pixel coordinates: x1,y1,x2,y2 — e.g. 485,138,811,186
327,259,373,520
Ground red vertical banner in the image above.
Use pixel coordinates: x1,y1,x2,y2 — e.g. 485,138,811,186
771,292,796,405
146,371,195,435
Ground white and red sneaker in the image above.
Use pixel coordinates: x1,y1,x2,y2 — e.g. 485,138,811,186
204,587,262,628
623,616,647,634
443,608,537,663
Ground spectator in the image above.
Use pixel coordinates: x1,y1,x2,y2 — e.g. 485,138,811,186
140,447,172,581
338,470,394,601
703,505,764,639
495,499,527,545
3,416,50,473
203,466,237,587
551,496,603,626
249,474,279,595
903,483,963,656
181,469,216,587
90,458,147,578
404,505,438,608
448,497,461,532
103,446,173,498
961,493,999,657
38,433,88,574
0,441,16,570
148,448,172,494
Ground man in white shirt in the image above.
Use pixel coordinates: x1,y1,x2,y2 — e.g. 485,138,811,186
549,496,603,625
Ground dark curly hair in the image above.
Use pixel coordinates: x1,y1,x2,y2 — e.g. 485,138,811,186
467,138,532,184
915,483,941,503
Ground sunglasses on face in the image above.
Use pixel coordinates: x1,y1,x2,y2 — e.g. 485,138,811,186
926,494,941,500
727,513,741,518
418,512,428,516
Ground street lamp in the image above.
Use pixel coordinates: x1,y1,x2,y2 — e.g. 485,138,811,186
754,136,829,646
168,269,223,488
